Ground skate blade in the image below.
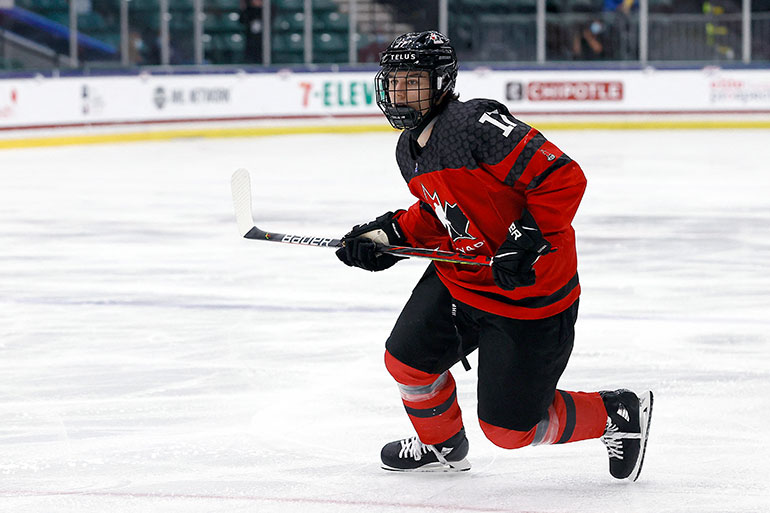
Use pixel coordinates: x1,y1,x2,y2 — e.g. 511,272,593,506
629,390,654,482
381,458,471,473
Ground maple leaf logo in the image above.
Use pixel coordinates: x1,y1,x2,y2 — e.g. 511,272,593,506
421,185,476,243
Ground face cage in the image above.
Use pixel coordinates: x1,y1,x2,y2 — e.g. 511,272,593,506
375,67,439,130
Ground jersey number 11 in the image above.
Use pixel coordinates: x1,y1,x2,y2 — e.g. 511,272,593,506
478,111,517,137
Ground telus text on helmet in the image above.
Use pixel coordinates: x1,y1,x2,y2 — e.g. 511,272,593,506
382,53,417,62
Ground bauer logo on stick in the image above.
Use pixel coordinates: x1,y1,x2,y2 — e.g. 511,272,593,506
281,234,333,247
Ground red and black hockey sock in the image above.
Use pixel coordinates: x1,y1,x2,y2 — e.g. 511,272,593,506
384,350,464,445
479,390,607,449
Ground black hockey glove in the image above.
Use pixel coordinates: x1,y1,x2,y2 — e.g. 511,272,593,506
336,211,407,272
492,209,553,290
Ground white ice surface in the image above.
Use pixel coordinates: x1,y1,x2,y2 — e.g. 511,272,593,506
1,129,769,512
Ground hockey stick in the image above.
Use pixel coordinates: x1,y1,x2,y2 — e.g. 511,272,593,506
231,169,492,267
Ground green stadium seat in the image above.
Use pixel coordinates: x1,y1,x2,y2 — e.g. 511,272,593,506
511,0,537,13
313,0,338,12
314,10,348,32
169,12,193,31
313,31,346,52
205,12,242,33
271,32,308,63
272,0,338,13
204,33,244,63
203,34,223,63
209,0,241,10
130,0,159,12
220,33,244,51
91,0,117,11
273,12,305,31
203,13,222,31
37,0,68,10
169,0,193,11
133,11,160,30
203,33,217,49
275,0,304,11
272,32,304,52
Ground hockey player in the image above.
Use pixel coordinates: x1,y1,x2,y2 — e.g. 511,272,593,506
336,31,653,480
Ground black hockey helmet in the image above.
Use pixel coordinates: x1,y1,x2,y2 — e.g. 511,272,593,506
375,31,458,130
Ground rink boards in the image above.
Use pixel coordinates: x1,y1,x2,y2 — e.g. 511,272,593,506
0,66,769,148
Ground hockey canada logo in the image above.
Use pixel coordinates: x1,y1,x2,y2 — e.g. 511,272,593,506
421,185,476,243
429,33,447,44
539,148,556,161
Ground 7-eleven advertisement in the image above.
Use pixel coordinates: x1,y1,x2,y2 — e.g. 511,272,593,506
0,72,383,129
296,77,378,110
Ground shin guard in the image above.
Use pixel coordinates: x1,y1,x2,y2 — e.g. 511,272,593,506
384,350,463,444
480,390,607,449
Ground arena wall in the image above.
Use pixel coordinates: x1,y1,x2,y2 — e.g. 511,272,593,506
1,66,769,148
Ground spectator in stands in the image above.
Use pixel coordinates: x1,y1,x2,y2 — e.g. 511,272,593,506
752,0,770,59
571,17,606,60
568,1,608,60
140,29,161,65
239,0,263,64
129,30,145,65
604,0,637,59
571,0,637,61
702,1,741,59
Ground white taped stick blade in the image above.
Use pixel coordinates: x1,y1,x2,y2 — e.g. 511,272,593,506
231,168,255,237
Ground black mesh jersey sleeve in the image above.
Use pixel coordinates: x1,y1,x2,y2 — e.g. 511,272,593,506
395,98,533,184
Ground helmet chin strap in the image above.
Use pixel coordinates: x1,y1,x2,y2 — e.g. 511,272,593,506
382,103,423,130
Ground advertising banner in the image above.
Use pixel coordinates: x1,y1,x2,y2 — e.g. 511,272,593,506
457,68,770,114
1,67,769,130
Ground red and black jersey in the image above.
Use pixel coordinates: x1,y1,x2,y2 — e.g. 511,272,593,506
392,98,587,320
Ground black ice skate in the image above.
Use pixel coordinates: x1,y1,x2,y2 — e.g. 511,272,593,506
600,389,654,481
380,428,471,472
